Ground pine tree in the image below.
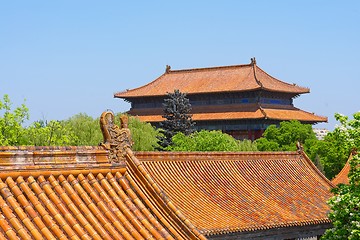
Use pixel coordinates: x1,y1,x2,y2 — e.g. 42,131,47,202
157,89,195,150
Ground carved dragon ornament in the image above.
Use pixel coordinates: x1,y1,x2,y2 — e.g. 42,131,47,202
100,111,133,163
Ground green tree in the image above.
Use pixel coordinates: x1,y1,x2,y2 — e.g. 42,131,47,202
157,89,195,149
24,120,78,146
166,130,258,152
62,113,102,146
307,130,350,179
0,94,29,145
128,115,161,151
256,120,318,151
322,113,360,239
255,120,331,174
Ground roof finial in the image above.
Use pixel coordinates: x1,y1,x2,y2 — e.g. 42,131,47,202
296,141,304,152
100,111,133,163
251,57,256,65
165,65,171,73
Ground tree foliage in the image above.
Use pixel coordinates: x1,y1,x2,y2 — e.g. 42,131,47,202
255,120,328,175
307,129,351,179
157,89,195,149
166,130,258,152
126,115,161,151
322,112,360,239
254,118,355,179
62,113,102,146
304,113,360,179
0,94,29,145
0,96,161,150
256,120,317,151
25,120,78,146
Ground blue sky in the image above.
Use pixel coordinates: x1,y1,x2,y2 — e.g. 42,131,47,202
1,1,359,129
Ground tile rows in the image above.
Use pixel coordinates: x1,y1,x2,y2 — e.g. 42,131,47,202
0,171,174,240
139,151,333,236
134,108,325,124
115,62,308,98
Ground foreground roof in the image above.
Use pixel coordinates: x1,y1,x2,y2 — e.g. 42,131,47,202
0,112,205,240
137,151,334,236
115,58,309,98
128,104,328,123
0,111,333,239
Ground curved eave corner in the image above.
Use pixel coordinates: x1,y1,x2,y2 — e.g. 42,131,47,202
331,151,355,185
251,58,310,95
296,143,335,188
99,111,207,240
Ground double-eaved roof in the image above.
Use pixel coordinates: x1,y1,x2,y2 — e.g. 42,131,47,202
115,59,309,98
115,59,327,125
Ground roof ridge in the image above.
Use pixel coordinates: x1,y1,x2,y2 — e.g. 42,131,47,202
135,151,301,161
0,145,102,151
258,103,268,119
167,63,253,73
298,149,335,187
251,57,264,89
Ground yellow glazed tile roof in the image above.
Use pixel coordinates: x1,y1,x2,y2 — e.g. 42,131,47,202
136,151,334,236
0,112,206,240
0,111,332,238
0,171,170,240
130,105,327,123
115,59,309,98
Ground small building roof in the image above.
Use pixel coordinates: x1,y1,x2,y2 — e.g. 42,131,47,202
137,151,334,236
115,58,310,98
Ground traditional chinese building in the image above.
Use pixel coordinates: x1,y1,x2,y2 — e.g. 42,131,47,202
0,111,333,239
115,58,327,139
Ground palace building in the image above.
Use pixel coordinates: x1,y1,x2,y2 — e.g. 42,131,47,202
115,58,327,139
0,112,333,239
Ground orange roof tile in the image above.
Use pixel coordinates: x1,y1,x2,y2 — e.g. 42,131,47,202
0,112,206,240
115,59,309,98
0,111,332,239
137,151,333,236
262,107,328,122
130,105,327,123
0,148,196,239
